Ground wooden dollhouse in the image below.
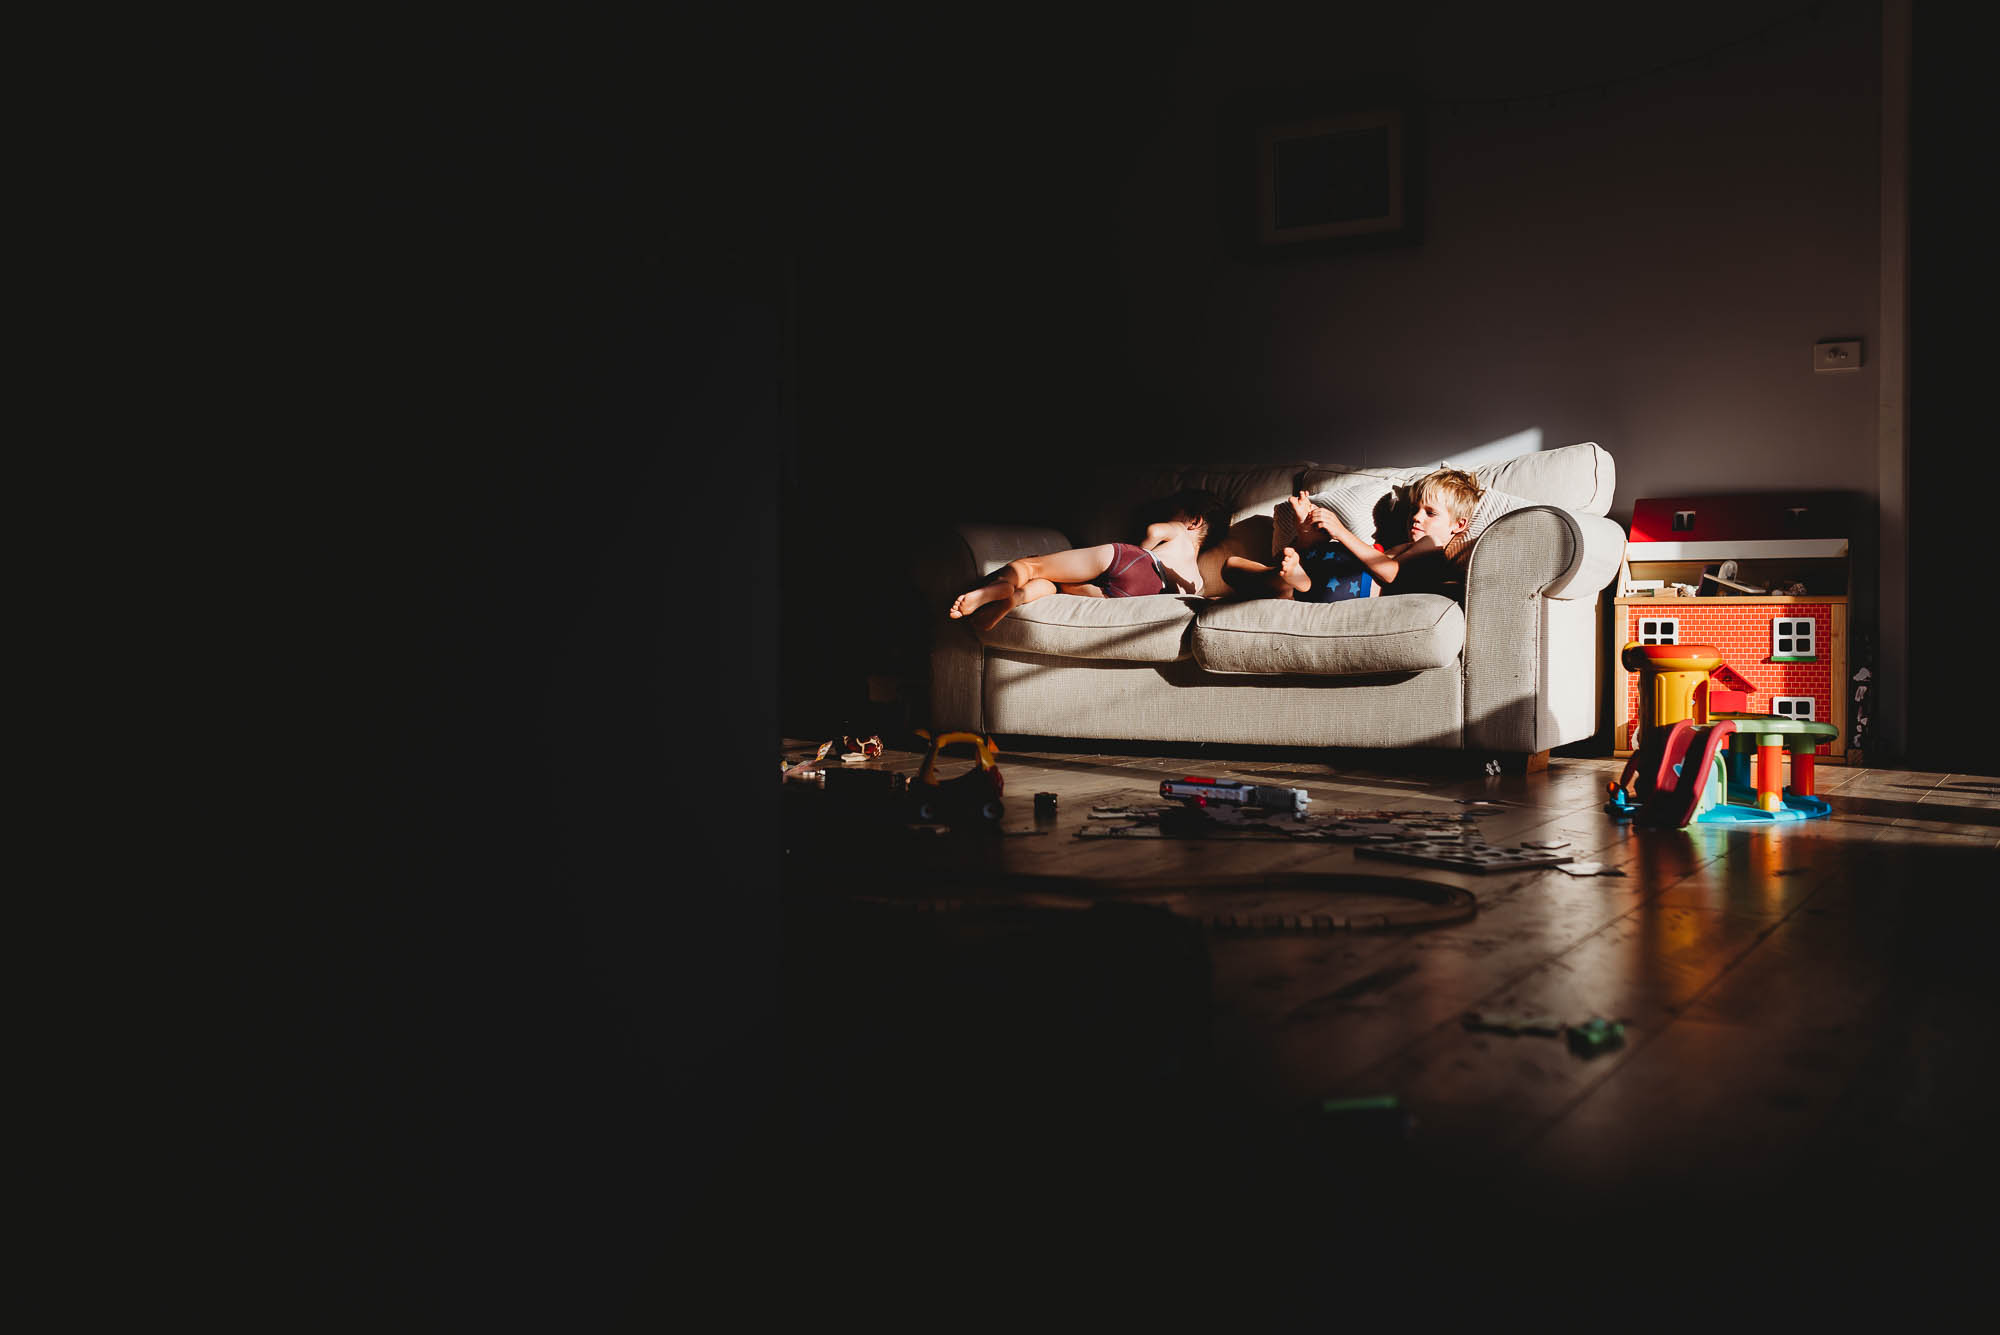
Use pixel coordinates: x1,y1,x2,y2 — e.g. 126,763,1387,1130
1610,493,1853,763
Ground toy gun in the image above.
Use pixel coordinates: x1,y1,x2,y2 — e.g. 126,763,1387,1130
1160,776,1309,816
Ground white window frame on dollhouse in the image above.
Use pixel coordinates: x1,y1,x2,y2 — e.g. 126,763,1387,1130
1771,616,1816,662
1772,696,1815,720
1637,617,1679,645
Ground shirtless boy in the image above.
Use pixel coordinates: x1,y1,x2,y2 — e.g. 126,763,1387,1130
948,489,1248,631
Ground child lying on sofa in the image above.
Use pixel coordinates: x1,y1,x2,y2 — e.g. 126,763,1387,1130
948,488,1284,630
1282,467,1485,602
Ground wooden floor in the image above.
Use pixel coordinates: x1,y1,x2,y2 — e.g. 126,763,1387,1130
780,737,1998,1292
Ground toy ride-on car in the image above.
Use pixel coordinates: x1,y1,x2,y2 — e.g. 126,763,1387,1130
911,730,1005,828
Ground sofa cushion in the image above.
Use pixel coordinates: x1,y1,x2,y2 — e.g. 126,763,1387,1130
1189,595,1465,677
977,593,1197,662
1463,485,1539,542
1293,463,1412,500
1301,476,1413,550
1474,440,1614,516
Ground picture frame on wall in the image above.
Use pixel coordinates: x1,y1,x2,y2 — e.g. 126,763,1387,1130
1222,82,1424,261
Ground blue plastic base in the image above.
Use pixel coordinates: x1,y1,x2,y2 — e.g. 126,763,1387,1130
1605,790,1831,825
1691,791,1832,824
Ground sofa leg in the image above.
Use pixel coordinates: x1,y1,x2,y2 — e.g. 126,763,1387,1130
1484,750,1550,775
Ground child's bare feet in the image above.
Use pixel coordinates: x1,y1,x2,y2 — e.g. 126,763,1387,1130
949,579,1018,630
1279,547,1312,594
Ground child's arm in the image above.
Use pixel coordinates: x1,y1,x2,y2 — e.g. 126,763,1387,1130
1305,505,1421,588
1220,552,1306,599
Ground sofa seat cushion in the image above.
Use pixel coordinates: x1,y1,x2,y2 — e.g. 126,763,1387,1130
1190,594,1465,676
977,593,1198,662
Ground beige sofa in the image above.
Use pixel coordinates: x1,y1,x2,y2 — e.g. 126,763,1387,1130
917,442,1625,765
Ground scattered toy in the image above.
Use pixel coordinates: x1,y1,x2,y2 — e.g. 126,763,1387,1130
909,729,1005,828
1034,792,1058,818
1566,1017,1626,1058
1609,642,1837,826
1161,775,1311,815
1555,860,1624,877
1483,758,1502,776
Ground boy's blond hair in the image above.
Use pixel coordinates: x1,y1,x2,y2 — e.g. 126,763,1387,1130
1413,467,1485,524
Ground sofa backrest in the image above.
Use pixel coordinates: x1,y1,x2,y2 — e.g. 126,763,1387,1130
1043,442,1614,557
1291,441,1616,553
1055,460,1312,551
1297,441,1616,517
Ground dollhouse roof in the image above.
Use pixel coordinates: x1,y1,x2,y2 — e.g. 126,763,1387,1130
1711,664,1755,692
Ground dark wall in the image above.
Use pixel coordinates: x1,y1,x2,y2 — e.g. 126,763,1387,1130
1907,5,1992,772
239,16,787,1316
781,3,1192,730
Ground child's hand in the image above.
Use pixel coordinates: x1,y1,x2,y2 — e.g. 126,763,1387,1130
1289,492,1335,545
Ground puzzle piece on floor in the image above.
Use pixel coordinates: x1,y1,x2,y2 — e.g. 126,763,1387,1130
1292,824,1406,842
1357,839,1573,872
1462,1011,1565,1037
1079,799,1490,843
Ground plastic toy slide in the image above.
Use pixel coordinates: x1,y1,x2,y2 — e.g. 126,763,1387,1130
1614,718,1736,828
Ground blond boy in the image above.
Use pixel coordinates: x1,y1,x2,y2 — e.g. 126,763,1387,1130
1284,468,1485,599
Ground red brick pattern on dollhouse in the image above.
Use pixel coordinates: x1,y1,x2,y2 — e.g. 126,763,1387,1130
1621,604,1834,754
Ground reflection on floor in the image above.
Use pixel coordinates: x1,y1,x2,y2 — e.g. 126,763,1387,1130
781,738,1998,1283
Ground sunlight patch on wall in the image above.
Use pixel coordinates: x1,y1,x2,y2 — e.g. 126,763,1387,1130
1440,427,1544,471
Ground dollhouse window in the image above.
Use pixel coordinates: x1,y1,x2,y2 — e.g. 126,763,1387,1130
1771,617,1816,661
1772,696,1815,720
1637,618,1679,645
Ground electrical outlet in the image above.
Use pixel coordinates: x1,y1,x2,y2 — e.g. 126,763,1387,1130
1813,339,1862,373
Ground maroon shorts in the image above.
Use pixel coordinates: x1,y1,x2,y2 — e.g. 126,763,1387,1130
1096,542,1168,597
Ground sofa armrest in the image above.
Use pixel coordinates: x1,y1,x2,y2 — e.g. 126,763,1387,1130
1463,505,1622,604
1461,505,1626,753
917,522,1073,734
1540,511,1628,600
912,521,1075,611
